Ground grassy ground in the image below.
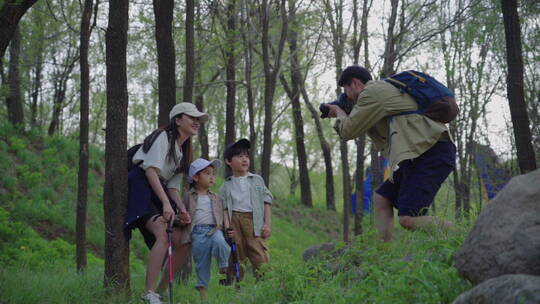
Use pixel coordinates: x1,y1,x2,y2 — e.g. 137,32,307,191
0,123,473,303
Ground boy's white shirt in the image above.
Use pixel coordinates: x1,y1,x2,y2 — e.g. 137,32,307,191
220,172,273,237
229,175,253,212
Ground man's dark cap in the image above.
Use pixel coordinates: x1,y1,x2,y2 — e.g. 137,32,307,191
223,139,251,160
338,65,373,86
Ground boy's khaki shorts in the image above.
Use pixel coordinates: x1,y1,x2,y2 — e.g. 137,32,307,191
228,211,269,279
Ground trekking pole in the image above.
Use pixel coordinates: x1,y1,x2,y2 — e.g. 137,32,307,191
227,228,241,287
166,220,174,304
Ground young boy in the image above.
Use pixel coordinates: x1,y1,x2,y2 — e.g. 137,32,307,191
181,158,233,301
220,139,273,281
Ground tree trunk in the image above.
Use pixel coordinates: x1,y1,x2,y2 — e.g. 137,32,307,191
104,0,130,292
240,0,257,173
154,0,176,127
453,169,462,220
224,0,236,177
260,0,287,185
47,80,64,135
286,0,312,207
300,87,335,210
381,0,399,78
500,0,537,173
183,0,195,104
195,93,209,159
48,54,76,136
6,25,24,127
30,48,42,127
324,0,350,241
194,71,219,160
260,0,272,183
370,146,382,223
354,136,366,235
341,140,351,243
352,0,371,236
76,0,94,273
0,0,39,58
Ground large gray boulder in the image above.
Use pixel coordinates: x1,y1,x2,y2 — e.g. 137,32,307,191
454,169,540,285
452,274,540,304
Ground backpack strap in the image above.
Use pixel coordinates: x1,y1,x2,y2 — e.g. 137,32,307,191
405,70,426,82
385,77,409,92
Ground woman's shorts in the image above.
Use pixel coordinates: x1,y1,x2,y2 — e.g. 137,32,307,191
126,166,177,248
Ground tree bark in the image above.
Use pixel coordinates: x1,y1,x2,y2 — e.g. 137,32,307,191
501,0,537,173
104,0,130,292
370,146,382,224
324,0,351,241
48,52,76,136
381,0,399,78
194,71,219,160
183,0,195,103
300,86,335,210
154,0,176,127
195,93,209,159
0,0,39,58
76,0,94,273
286,0,312,207
6,25,24,127
340,140,351,243
260,0,287,185
30,47,42,127
240,0,257,173
352,0,371,235
354,136,365,235
224,0,236,177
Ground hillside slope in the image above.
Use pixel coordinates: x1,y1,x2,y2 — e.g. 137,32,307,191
0,124,471,303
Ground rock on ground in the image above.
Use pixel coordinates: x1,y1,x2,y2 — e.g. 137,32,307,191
452,274,540,304
302,242,335,262
454,169,540,285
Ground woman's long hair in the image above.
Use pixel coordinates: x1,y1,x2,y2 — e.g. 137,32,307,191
142,114,192,175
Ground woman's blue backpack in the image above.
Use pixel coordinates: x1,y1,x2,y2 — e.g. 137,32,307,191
385,70,459,123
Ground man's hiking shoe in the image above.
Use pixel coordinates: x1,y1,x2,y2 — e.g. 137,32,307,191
141,290,162,304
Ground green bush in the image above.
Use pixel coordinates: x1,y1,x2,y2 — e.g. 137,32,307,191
8,136,27,153
0,122,15,139
1,175,17,192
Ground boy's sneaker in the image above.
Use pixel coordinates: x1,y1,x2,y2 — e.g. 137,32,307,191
141,290,162,304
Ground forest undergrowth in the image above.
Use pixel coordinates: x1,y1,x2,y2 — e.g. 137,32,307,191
0,124,472,303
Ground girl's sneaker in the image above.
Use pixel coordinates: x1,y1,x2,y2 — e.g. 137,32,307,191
141,290,162,304
196,287,208,302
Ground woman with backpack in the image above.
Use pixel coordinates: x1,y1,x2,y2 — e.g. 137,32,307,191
124,102,208,304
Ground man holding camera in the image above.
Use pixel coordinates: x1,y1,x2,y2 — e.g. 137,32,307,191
324,65,456,242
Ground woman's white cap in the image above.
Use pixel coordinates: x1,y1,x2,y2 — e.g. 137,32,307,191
169,102,209,123
188,158,221,183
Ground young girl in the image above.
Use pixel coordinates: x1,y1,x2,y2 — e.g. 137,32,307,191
180,158,233,301
124,103,207,304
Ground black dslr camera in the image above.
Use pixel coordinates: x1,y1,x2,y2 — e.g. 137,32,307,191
319,93,353,118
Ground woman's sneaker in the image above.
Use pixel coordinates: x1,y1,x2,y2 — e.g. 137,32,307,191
141,290,162,304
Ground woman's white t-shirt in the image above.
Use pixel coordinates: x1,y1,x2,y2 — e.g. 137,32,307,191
132,131,183,191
